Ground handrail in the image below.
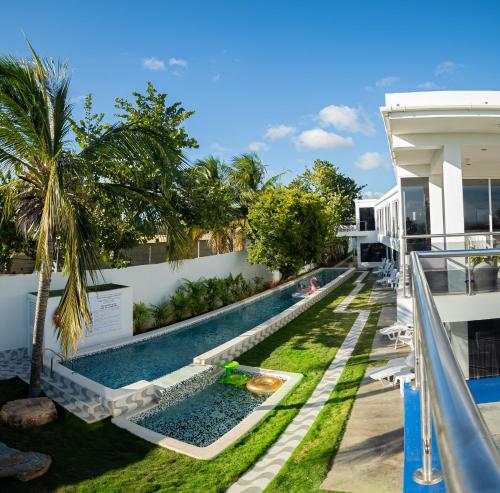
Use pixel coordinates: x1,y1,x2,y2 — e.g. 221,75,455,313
410,250,500,492
42,347,71,377
403,231,500,239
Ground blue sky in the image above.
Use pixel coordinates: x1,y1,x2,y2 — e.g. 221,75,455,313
2,1,500,197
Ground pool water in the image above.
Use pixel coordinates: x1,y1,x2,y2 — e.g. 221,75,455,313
132,379,268,447
66,268,344,388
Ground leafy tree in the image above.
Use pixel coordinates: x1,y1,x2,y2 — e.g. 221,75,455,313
71,83,199,266
115,81,198,151
289,159,364,223
0,46,188,397
247,189,329,279
183,156,243,254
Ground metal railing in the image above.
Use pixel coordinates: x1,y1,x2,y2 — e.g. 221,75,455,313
401,231,500,297
410,249,500,491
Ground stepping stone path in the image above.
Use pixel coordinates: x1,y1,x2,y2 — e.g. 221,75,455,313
227,271,371,493
0,442,51,481
1,397,57,429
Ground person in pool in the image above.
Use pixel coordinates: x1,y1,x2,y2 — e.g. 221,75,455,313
294,276,319,296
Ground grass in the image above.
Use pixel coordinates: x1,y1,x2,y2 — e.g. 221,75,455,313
0,274,391,493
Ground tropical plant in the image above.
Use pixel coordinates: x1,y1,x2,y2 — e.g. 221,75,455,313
133,302,151,332
150,301,173,326
0,45,189,397
170,286,192,320
247,189,329,279
229,153,284,213
252,276,266,293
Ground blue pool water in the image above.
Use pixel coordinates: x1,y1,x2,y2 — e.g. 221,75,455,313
132,377,268,447
66,268,345,388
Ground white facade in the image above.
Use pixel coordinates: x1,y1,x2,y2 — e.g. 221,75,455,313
342,91,500,378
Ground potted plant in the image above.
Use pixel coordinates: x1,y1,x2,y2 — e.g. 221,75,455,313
469,254,500,292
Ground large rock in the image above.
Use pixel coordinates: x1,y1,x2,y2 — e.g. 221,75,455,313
0,397,57,429
0,443,51,481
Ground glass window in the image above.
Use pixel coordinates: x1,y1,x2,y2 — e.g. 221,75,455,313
401,178,430,236
360,243,387,262
491,180,500,231
359,207,375,231
463,179,490,232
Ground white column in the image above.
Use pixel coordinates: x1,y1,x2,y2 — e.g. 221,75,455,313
442,141,465,292
429,173,444,249
442,141,464,236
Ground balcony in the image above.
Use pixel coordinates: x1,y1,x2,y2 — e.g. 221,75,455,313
337,221,375,237
406,249,500,492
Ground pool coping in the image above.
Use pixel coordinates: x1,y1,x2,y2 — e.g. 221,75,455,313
49,266,354,414
111,365,303,460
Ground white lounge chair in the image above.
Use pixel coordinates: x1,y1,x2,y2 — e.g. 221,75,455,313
373,259,389,277
375,268,398,287
378,323,413,342
395,332,414,350
367,352,415,387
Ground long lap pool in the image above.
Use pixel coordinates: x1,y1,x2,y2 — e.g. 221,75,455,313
66,268,345,388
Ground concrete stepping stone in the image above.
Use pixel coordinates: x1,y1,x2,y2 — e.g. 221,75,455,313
1,397,57,429
0,442,51,481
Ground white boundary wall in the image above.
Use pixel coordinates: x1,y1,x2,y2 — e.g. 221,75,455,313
0,251,271,352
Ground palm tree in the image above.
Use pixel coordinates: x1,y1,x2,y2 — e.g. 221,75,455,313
229,153,284,212
0,46,187,397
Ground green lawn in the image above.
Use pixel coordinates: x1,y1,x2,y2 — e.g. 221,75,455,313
0,275,389,493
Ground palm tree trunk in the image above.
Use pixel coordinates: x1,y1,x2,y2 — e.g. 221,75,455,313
29,242,53,397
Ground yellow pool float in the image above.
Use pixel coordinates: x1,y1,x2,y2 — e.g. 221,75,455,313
246,375,283,394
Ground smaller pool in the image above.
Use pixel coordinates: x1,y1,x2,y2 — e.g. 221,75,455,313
132,377,270,447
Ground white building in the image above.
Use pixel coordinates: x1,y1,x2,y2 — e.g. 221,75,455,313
341,91,500,491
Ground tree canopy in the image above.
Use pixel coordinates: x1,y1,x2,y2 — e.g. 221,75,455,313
246,188,329,279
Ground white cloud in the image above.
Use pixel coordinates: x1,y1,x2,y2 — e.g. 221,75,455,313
143,57,165,71
375,76,399,88
294,128,353,150
365,76,399,92
435,60,463,76
210,142,230,154
418,81,442,90
264,124,297,141
169,57,188,68
248,141,269,152
354,151,385,171
362,191,384,199
318,105,375,135
212,72,221,82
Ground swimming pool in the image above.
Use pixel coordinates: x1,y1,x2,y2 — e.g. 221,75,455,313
132,375,269,447
66,268,345,389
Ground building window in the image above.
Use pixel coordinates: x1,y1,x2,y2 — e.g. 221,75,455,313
463,179,490,232
401,178,430,236
468,319,500,379
490,180,500,231
360,243,387,262
359,207,375,231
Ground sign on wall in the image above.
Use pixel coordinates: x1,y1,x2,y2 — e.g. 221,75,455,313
88,290,122,336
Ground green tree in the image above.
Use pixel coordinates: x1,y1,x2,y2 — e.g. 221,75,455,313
229,153,284,213
247,189,329,279
71,84,199,266
115,81,198,151
289,159,364,222
0,46,188,397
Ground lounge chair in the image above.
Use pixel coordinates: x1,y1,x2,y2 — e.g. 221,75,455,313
367,352,415,387
375,268,398,287
378,323,413,342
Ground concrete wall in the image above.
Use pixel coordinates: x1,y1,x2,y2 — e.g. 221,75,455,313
0,251,272,352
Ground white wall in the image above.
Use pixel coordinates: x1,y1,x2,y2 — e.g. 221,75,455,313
0,251,272,352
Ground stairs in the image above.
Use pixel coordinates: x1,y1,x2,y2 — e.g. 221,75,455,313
0,350,112,424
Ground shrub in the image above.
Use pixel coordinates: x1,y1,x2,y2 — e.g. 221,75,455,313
133,302,151,333
150,301,173,326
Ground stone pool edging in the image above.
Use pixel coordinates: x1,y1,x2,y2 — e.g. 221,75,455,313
111,366,303,460
194,267,356,366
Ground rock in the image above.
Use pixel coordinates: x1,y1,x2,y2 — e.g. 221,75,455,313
0,443,51,481
0,397,57,429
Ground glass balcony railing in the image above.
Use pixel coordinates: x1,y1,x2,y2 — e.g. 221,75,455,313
401,232,500,297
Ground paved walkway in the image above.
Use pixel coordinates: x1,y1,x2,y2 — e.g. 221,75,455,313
321,303,404,493
227,271,370,493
